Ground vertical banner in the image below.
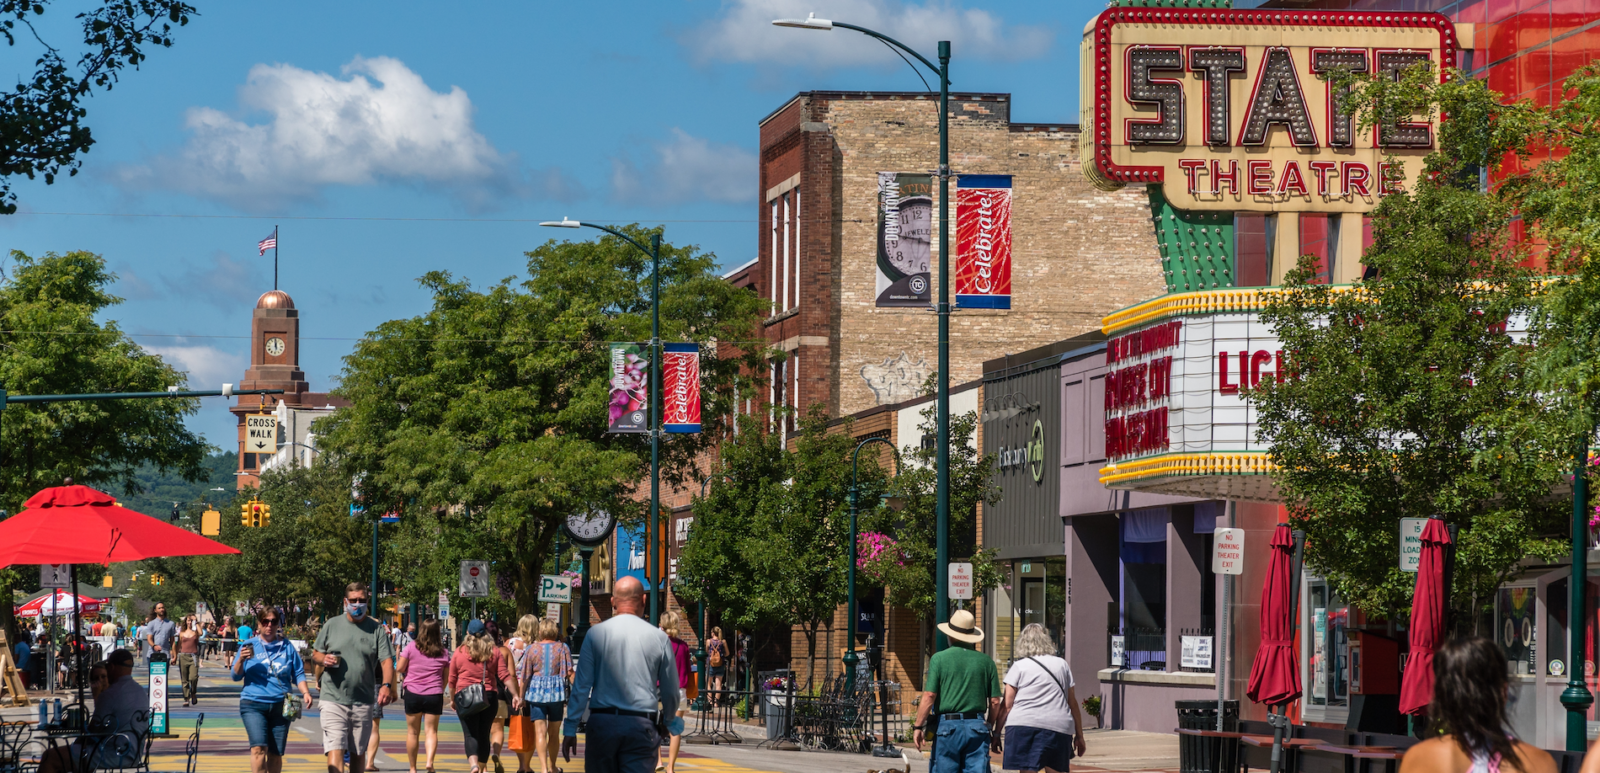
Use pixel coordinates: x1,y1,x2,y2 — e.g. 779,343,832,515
876,172,933,307
662,343,702,434
148,658,169,735
955,175,1013,309
608,342,649,433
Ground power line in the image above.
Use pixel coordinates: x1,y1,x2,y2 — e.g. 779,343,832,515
8,211,863,225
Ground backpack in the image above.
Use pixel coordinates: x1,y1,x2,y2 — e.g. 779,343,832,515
708,641,723,667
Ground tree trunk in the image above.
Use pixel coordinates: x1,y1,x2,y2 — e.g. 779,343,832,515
804,622,818,689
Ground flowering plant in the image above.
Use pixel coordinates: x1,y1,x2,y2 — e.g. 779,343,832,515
857,531,912,586
763,676,789,691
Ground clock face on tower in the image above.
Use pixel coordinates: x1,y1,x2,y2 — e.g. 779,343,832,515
265,337,285,357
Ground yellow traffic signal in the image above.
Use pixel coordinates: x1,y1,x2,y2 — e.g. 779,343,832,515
259,502,270,528
201,508,220,536
150,574,163,586
241,502,252,527
102,574,113,588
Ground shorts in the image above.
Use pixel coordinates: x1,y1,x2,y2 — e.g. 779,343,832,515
225,641,238,654
524,702,565,724
495,694,510,721
319,702,374,755
1003,725,1073,773
404,692,444,716
709,666,726,677
240,699,292,756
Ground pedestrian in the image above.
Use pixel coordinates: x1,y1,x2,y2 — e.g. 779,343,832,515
365,626,404,773
450,619,518,773
1406,637,1553,773
706,627,728,697
517,617,575,773
560,576,681,773
658,611,692,773
11,631,30,689
221,617,237,669
399,618,452,773
238,615,255,651
483,620,522,773
145,602,177,661
101,619,119,651
311,582,397,773
38,650,145,773
176,616,201,705
506,615,537,773
913,609,1001,773
994,623,1087,773
233,607,314,773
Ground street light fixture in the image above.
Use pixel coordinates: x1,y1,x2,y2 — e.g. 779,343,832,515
774,15,956,650
541,217,665,625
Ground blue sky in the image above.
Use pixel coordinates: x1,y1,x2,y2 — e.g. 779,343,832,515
0,0,1104,447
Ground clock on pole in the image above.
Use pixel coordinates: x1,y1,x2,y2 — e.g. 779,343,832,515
563,510,615,546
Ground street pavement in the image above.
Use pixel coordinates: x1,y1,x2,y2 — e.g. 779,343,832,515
6,658,1179,773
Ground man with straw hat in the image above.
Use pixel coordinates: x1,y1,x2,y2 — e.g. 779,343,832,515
914,610,1002,773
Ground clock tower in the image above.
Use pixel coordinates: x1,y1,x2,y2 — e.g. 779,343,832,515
231,289,312,488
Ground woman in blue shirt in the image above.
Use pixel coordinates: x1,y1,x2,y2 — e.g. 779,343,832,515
232,607,313,773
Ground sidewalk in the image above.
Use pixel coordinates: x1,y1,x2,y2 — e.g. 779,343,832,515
681,729,1179,773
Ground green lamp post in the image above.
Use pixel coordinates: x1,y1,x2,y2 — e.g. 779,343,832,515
843,436,903,694
1563,438,1594,750
774,14,956,650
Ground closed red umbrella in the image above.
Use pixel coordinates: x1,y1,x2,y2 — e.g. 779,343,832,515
1398,517,1452,715
1247,523,1302,707
0,483,240,566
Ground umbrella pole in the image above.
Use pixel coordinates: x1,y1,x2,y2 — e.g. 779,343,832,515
1269,704,1289,773
70,564,84,716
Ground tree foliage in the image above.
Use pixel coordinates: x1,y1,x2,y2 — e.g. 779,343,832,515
0,1,194,214
317,227,767,619
1250,65,1563,619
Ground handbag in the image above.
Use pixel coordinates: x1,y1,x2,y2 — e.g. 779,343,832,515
523,643,569,705
454,652,494,717
1024,656,1075,759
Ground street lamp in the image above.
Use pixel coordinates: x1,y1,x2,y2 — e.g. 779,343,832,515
541,217,664,625
774,16,956,649
1563,439,1594,750
844,437,903,690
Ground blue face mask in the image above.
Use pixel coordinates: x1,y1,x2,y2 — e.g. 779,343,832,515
346,602,368,618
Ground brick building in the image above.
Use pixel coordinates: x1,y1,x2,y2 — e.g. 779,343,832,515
230,290,348,489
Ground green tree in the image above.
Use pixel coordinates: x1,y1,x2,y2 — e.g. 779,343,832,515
0,250,209,642
1248,64,1561,619
679,409,887,687
1,1,195,214
318,227,768,619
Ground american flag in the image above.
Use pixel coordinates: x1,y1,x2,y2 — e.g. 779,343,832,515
257,230,278,255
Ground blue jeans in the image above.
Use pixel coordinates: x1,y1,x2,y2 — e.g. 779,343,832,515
584,713,660,773
240,698,292,756
931,718,992,773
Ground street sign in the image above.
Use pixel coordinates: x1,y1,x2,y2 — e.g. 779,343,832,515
539,574,573,604
459,560,489,598
148,659,169,735
235,601,249,618
1212,528,1245,576
39,564,69,589
949,562,973,600
545,604,562,622
246,415,278,454
1400,518,1427,572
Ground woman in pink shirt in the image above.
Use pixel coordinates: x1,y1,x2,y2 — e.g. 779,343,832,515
398,619,451,773
451,620,519,773
658,611,692,773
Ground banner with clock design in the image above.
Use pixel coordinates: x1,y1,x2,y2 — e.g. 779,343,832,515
662,343,701,434
955,175,1013,309
876,172,933,307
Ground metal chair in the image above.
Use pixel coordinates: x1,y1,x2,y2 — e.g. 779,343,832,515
148,713,203,773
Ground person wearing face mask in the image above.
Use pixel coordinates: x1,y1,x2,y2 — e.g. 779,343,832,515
312,582,397,773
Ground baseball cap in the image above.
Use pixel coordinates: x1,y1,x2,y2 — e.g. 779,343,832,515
466,620,486,636
106,649,134,667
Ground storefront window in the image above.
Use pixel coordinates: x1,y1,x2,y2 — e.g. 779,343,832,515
1308,582,1349,708
1120,508,1167,669
992,557,1066,669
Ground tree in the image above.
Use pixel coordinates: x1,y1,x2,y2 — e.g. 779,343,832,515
1247,64,1562,619
0,250,209,642
678,408,887,686
1,1,195,214
317,227,768,619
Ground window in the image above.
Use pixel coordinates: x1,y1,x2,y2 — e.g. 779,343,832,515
1308,581,1349,708
1119,508,1167,669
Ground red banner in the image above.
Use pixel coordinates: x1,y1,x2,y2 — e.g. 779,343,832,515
955,175,1013,309
662,343,701,434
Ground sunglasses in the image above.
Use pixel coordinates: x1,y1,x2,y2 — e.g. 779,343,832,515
259,619,280,626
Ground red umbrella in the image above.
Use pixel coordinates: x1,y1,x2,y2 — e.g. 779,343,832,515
1247,523,1302,706
1398,517,1452,715
0,484,240,566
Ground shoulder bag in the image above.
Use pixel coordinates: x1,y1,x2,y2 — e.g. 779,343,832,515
1024,657,1075,758
453,653,493,717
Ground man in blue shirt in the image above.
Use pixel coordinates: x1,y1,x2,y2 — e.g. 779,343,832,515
12,633,30,688
561,576,681,773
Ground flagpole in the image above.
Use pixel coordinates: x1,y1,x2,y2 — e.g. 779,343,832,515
274,225,279,291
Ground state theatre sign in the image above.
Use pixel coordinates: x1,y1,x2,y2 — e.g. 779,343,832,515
1080,9,1457,212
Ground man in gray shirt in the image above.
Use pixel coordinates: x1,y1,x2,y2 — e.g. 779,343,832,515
311,582,395,773
144,603,176,658
562,576,680,773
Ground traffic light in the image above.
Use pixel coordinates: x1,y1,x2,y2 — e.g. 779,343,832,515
201,508,220,536
259,502,270,528
151,574,164,586
102,573,113,588
241,502,252,527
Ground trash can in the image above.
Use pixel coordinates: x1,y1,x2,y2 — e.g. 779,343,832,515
1176,699,1238,773
764,693,791,740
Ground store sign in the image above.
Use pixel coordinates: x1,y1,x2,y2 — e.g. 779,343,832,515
1111,635,1126,667
1181,635,1214,669
1081,8,1456,212
997,419,1047,484
955,175,1013,309
662,343,702,434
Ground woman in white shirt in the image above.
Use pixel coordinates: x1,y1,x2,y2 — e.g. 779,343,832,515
995,623,1087,773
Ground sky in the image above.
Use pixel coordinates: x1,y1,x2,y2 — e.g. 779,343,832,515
0,0,1106,447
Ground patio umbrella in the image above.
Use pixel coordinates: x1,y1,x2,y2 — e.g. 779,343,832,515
1247,523,1303,773
0,483,240,711
16,590,104,618
1398,517,1452,716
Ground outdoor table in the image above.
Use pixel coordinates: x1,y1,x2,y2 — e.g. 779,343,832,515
1309,743,1406,773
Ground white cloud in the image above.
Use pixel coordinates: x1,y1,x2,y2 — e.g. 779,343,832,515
117,56,579,209
611,129,756,206
686,0,1054,68
144,343,246,393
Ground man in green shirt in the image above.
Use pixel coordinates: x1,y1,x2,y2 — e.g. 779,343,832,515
311,582,395,773
914,610,1001,773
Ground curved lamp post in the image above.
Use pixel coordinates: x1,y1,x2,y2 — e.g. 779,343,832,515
774,15,955,649
843,437,904,694
541,217,664,626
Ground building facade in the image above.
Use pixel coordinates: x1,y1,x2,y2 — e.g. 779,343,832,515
230,290,347,489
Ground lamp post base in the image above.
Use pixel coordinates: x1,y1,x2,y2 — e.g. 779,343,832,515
872,743,902,758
